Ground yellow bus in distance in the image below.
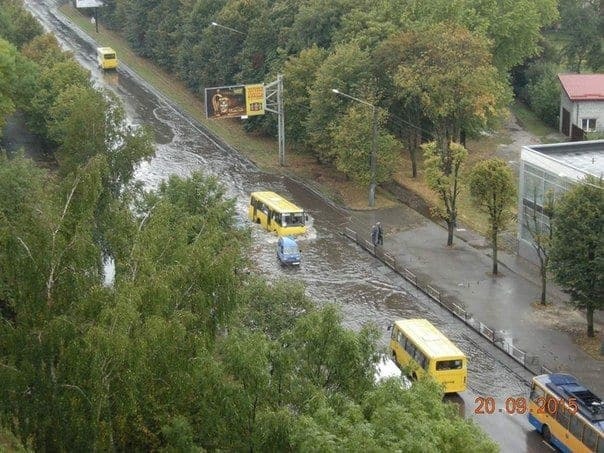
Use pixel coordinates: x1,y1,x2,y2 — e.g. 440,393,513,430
389,319,467,393
97,47,118,70
528,373,603,453
248,191,307,236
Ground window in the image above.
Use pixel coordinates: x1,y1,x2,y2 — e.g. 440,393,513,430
556,405,570,428
569,415,583,440
530,384,545,402
581,118,596,132
583,426,597,450
436,360,463,371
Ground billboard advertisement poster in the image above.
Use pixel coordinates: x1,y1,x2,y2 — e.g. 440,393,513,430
205,84,266,119
245,84,265,116
76,0,104,7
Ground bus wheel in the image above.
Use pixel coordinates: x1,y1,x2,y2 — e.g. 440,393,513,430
391,351,396,361
541,425,551,442
412,372,418,381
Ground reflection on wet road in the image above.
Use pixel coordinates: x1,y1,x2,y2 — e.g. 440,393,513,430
25,2,551,451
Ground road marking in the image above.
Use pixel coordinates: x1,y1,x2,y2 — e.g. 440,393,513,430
541,440,555,451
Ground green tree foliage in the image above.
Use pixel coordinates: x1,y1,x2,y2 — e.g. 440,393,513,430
0,39,17,138
549,177,604,337
558,0,603,72
332,105,399,187
0,0,43,49
0,159,497,450
283,45,329,145
392,23,511,147
467,158,516,275
422,141,468,246
525,62,561,128
307,43,372,162
25,59,91,146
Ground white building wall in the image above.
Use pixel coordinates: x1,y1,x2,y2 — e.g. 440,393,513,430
574,100,604,132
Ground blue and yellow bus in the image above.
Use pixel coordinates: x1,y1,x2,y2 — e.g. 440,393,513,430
248,191,307,236
528,373,603,452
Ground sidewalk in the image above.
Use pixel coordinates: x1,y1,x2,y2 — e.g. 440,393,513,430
346,197,603,396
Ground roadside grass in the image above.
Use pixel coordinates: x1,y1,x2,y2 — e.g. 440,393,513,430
62,4,534,233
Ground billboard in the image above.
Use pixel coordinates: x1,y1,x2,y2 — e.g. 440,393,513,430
75,0,104,7
205,84,265,119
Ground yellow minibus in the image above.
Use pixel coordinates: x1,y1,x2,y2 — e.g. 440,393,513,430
389,319,467,393
97,47,118,70
248,191,307,236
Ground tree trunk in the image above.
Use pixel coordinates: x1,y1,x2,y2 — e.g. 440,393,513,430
492,229,498,275
410,148,417,178
446,220,454,246
586,307,594,337
540,261,547,304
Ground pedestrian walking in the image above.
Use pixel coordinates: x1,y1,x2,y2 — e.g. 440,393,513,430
377,221,383,245
371,224,378,246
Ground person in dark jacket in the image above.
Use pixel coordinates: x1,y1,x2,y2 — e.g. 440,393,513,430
371,224,378,246
377,222,383,245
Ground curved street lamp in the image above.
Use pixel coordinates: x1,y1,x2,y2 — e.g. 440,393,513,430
332,89,378,207
210,21,245,35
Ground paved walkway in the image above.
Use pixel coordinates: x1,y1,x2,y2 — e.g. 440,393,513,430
346,195,603,396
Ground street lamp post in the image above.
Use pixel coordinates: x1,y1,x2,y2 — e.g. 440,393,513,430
332,89,377,207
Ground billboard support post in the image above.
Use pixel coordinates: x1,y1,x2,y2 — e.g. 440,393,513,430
265,74,285,166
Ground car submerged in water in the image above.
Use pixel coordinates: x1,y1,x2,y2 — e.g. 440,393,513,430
277,236,301,266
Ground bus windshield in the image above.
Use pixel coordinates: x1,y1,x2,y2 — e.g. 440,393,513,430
282,212,305,227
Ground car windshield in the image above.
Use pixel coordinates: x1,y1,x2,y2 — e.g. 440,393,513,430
283,246,298,254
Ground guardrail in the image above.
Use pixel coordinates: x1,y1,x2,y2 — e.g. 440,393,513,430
343,226,554,377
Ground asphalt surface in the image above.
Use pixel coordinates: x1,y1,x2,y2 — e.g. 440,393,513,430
347,187,603,397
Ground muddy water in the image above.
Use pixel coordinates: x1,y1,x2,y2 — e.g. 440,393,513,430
24,2,550,450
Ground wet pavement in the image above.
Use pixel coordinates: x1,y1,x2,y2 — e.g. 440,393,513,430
347,194,603,397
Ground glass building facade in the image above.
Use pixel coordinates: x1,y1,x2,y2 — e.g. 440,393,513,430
518,140,604,262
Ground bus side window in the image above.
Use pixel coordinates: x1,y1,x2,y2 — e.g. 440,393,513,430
530,384,544,402
555,405,570,429
569,414,583,440
583,426,597,451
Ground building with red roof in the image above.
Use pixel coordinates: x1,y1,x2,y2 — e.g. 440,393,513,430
558,74,604,139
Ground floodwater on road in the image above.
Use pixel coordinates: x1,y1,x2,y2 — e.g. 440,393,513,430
22,2,552,451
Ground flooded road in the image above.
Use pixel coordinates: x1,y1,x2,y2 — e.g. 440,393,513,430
25,2,551,451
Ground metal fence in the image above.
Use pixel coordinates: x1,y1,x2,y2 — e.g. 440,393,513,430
343,227,554,377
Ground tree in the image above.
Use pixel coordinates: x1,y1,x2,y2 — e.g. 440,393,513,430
523,188,556,305
306,42,372,163
422,141,468,246
467,158,516,275
392,23,510,149
558,0,603,72
283,45,328,146
549,177,603,337
331,104,399,187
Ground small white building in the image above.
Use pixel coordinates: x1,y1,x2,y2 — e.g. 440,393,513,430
558,74,604,140
517,140,603,263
